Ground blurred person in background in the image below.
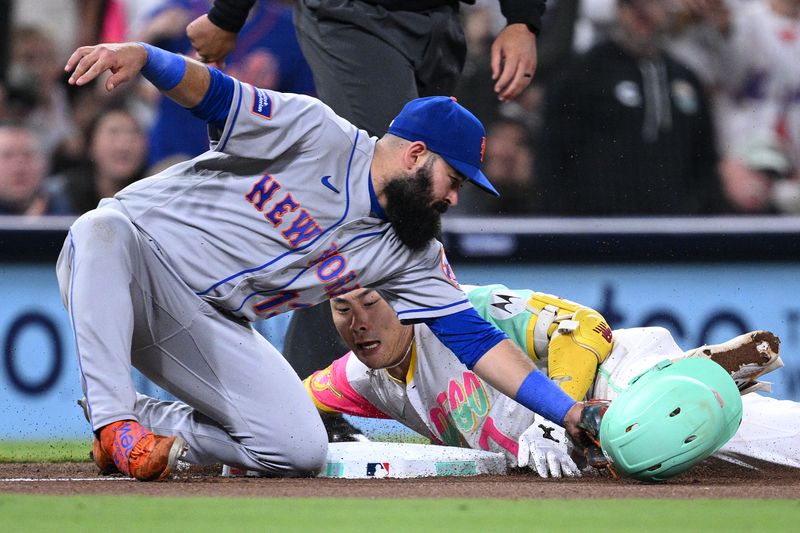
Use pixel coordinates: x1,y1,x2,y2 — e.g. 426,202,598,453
0,123,71,216
535,0,727,215
138,0,315,172
453,116,538,215
454,1,579,130
711,0,800,213
7,26,80,165
48,103,149,215
0,0,9,87
575,0,800,214
187,0,544,137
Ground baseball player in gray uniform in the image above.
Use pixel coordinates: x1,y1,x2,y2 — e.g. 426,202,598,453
57,41,590,481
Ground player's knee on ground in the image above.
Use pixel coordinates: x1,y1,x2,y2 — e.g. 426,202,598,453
527,293,613,400
247,415,328,476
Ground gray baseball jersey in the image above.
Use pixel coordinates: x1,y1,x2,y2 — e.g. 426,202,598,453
56,79,469,476
115,82,469,322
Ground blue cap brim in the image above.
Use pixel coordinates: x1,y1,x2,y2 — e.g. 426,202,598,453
445,158,500,197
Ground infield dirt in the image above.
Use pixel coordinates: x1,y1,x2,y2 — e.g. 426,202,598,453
1,459,798,499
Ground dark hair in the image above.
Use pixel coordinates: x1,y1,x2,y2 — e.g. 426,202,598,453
84,100,143,148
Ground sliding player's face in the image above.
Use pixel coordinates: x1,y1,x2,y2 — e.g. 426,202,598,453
330,289,413,370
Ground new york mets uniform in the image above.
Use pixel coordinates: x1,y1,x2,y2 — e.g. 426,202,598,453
56,81,470,475
306,285,800,469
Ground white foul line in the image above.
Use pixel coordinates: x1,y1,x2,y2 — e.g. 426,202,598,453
0,477,134,482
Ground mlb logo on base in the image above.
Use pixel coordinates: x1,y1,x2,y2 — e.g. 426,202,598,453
366,462,390,478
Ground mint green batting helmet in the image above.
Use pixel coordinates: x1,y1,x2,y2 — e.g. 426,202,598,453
598,358,743,482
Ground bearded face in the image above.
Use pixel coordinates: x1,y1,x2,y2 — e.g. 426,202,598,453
383,158,449,251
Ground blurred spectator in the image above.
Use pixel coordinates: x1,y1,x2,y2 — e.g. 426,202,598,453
535,0,581,83
139,0,315,172
535,0,727,215
0,123,71,216
0,0,10,86
12,0,79,57
719,135,799,213
453,116,538,215
47,104,148,215
713,0,800,213
77,0,165,45
8,26,79,163
455,5,504,127
456,1,578,134
573,0,617,53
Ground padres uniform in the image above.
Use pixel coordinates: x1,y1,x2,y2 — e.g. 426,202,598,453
306,285,800,469
56,81,470,474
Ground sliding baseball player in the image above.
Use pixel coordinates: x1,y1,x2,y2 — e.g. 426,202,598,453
304,284,795,479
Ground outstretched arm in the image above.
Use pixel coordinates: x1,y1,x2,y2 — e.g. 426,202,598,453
65,42,210,108
472,339,585,441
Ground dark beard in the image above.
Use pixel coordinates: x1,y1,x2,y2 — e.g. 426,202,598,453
384,164,448,251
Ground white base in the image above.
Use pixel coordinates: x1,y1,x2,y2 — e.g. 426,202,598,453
222,442,507,479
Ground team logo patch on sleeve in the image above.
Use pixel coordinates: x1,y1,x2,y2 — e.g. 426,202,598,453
251,87,273,119
439,248,460,289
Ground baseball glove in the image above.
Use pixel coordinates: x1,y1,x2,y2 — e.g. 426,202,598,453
574,399,617,478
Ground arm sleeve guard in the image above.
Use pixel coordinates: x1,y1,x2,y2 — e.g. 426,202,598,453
190,66,235,129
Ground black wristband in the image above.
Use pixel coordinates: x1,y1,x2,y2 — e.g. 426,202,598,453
207,0,256,33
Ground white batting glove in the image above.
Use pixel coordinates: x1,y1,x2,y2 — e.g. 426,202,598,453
517,415,582,478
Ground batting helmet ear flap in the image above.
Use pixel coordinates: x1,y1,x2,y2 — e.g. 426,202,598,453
598,358,743,482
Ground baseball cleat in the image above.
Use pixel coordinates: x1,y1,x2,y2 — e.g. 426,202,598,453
98,420,189,481
685,330,783,394
90,436,120,475
77,398,119,475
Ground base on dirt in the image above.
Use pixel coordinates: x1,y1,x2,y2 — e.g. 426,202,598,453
222,442,507,479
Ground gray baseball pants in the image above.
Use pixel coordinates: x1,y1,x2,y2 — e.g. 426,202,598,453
56,202,328,476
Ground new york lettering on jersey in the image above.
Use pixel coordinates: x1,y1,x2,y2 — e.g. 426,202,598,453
250,241,361,318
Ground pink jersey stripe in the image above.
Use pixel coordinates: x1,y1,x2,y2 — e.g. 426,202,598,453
305,353,391,419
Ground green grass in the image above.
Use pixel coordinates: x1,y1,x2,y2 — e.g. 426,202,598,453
0,440,89,463
3,441,799,532
0,436,429,463
1,496,799,532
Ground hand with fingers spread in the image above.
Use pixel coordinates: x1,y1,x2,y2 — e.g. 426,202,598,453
491,23,538,102
65,43,149,92
517,414,581,478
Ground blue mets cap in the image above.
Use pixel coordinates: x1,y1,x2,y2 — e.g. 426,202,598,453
387,96,499,197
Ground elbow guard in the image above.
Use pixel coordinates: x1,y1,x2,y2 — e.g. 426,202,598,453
527,293,614,400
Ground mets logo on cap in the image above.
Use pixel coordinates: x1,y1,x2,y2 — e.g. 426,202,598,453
387,96,499,197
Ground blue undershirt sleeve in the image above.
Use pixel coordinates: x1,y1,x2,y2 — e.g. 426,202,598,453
190,67,235,130
423,307,507,369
